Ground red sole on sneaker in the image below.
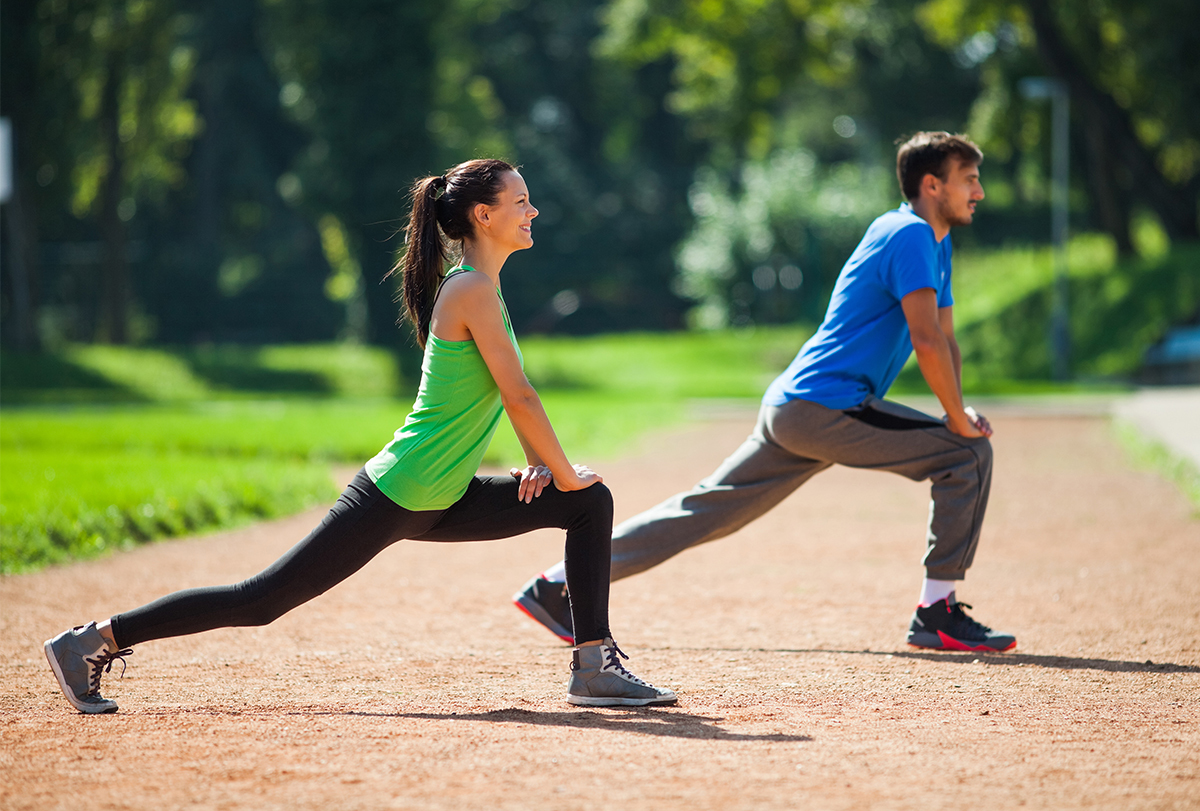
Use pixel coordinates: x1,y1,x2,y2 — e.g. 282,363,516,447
907,631,1016,653
512,598,574,644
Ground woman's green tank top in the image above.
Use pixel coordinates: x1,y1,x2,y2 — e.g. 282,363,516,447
365,267,522,511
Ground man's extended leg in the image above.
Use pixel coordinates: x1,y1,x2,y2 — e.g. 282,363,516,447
514,406,831,639
608,415,832,581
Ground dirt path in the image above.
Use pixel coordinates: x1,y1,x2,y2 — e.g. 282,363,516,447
2,413,1197,810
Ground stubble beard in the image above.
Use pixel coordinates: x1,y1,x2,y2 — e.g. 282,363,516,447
939,197,974,229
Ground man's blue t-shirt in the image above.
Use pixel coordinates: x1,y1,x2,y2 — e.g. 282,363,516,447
763,203,953,410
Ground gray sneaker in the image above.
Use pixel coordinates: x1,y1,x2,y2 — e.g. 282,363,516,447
43,622,132,714
566,638,676,707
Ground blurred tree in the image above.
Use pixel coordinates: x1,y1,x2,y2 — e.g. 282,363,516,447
597,0,859,162
262,0,443,349
10,0,1193,352
919,0,1200,252
594,0,984,326
433,0,698,332
144,0,342,344
30,0,202,343
1,0,44,350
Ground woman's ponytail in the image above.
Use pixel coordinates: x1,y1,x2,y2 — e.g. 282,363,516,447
394,174,448,348
389,159,516,348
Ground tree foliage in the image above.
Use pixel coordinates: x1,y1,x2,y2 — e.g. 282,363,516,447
919,0,1200,248
2,0,1195,353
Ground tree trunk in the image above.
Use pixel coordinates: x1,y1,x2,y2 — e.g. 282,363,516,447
1,0,42,351
1079,124,1134,255
1025,1,1200,242
98,48,129,344
3,124,41,351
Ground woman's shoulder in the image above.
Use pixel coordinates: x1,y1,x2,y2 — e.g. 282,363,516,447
435,268,500,318
441,268,493,296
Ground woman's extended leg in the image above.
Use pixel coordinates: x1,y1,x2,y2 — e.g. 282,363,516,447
110,470,442,648
45,470,441,713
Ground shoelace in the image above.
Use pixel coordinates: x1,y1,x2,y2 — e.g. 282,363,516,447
86,648,133,695
602,641,653,687
947,602,994,636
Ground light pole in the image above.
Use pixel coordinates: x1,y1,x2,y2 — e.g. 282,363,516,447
1018,77,1070,381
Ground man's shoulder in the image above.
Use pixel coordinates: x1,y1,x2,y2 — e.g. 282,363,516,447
868,204,935,244
852,207,936,271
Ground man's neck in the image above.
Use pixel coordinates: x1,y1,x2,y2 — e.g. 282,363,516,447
909,197,950,243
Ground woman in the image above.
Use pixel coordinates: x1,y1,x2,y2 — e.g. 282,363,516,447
44,159,675,713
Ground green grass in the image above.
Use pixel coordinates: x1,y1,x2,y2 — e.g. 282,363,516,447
519,328,805,398
1114,423,1200,512
0,342,401,404
1,329,811,573
1,400,414,463
1,449,339,573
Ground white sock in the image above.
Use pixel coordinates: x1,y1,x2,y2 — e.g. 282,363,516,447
541,561,567,584
919,578,957,607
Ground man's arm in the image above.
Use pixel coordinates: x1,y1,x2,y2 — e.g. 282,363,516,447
901,288,983,438
940,304,963,393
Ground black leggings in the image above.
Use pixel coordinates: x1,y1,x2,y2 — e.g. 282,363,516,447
111,469,613,647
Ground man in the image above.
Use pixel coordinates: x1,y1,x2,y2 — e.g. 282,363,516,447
515,131,1015,652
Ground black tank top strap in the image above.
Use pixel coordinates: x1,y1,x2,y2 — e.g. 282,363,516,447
429,265,475,313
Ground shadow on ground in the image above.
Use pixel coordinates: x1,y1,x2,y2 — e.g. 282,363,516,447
280,707,813,741
668,647,1200,674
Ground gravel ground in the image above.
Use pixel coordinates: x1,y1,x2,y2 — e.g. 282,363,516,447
2,412,1197,810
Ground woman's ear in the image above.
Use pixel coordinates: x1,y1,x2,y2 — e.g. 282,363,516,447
472,201,492,230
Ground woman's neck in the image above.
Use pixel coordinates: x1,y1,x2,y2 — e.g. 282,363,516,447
459,241,507,287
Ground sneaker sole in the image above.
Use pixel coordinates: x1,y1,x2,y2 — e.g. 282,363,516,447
907,630,1017,652
43,640,118,714
567,692,678,707
512,593,574,644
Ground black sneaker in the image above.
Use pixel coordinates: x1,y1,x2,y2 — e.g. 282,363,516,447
907,596,1016,652
513,574,574,644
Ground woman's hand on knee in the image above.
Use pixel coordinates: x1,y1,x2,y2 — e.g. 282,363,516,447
552,463,603,492
511,465,554,503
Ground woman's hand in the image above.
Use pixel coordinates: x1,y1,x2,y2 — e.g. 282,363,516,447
552,464,603,492
510,465,553,503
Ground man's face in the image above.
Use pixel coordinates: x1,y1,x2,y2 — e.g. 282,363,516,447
934,158,984,227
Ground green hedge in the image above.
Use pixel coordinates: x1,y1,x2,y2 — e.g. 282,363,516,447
1,449,338,574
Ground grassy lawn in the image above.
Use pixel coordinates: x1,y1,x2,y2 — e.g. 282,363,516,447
0,328,810,573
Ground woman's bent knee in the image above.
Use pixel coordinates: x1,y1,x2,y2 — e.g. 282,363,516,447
580,481,613,509
562,482,614,522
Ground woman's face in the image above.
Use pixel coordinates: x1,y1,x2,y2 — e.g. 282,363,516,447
475,171,539,252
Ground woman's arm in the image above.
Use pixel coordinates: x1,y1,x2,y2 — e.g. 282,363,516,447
437,273,599,492
510,426,553,503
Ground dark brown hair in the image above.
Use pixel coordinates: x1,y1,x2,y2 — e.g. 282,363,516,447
895,132,983,201
390,158,517,347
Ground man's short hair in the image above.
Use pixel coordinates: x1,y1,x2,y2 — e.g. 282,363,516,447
896,132,983,201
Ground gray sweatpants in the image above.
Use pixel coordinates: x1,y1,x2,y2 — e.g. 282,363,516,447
610,396,992,582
